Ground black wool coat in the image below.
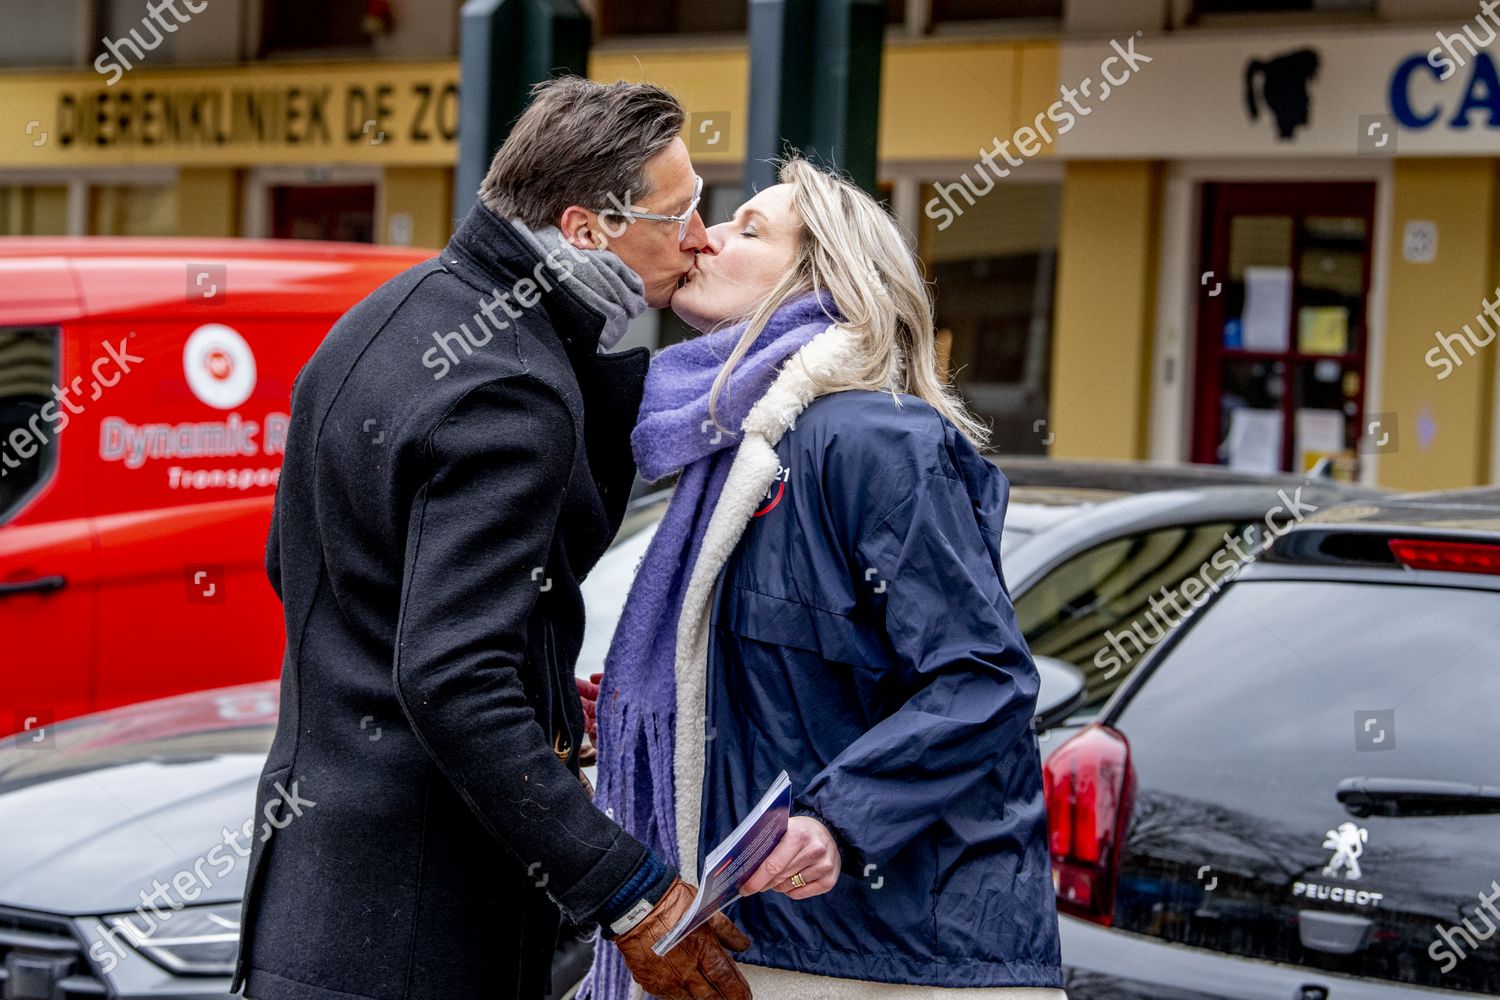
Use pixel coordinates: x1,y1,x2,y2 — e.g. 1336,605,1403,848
232,203,652,1000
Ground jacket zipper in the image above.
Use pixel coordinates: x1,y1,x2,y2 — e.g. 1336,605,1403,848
543,618,573,763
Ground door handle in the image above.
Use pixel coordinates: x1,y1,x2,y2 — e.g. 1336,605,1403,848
0,575,66,597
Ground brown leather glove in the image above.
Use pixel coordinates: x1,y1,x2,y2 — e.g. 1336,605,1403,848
613,877,753,1000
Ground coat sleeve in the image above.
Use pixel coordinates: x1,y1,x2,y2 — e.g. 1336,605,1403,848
392,373,656,925
264,496,283,602
795,469,1040,869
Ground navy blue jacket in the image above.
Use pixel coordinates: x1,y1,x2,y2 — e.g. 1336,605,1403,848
698,389,1063,988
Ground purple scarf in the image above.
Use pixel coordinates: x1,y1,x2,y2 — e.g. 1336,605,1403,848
583,292,837,1000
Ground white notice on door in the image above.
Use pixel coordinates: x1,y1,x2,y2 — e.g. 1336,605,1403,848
1226,408,1284,473
1241,267,1293,353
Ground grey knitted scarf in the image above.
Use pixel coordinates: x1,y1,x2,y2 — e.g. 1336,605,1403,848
509,220,647,350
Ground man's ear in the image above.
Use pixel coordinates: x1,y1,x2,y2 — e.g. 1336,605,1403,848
559,205,606,250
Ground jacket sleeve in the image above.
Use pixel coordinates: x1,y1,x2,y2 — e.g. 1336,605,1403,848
392,373,656,926
795,470,1040,869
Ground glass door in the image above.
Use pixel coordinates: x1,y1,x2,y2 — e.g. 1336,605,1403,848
1192,182,1375,477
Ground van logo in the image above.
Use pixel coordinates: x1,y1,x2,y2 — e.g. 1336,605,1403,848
205,349,233,380
1322,821,1369,881
183,323,257,409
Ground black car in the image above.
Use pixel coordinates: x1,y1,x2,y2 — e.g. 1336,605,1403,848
1049,487,1500,997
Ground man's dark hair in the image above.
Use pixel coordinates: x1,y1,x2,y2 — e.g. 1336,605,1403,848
478,77,686,228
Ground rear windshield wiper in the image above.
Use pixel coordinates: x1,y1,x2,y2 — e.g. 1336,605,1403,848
1338,777,1500,818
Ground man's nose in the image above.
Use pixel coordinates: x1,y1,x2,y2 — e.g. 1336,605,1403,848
680,211,712,253
694,218,726,256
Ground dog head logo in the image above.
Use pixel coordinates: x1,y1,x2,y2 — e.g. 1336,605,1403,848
1245,48,1320,140
1321,821,1368,881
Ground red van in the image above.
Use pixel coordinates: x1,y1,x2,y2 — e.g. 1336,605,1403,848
0,239,428,736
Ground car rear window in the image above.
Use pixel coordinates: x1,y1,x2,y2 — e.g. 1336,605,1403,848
1112,578,1500,992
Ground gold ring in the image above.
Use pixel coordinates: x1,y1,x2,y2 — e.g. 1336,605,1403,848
790,872,806,888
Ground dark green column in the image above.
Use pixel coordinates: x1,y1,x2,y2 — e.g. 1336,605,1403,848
744,0,884,199
453,0,591,220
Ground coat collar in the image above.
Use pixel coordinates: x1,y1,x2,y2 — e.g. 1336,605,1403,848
444,201,610,360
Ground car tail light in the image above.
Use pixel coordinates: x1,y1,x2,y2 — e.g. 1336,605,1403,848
1388,538,1500,575
1043,724,1135,926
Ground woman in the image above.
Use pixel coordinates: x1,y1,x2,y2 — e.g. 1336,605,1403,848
587,159,1065,999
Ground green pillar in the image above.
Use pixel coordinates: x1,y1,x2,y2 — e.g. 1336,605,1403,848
744,0,883,199
454,0,591,220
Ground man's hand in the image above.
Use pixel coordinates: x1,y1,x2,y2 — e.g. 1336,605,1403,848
740,816,839,900
576,673,602,739
614,878,751,1000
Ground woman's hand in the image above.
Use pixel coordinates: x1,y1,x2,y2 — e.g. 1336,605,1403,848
740,816,840,900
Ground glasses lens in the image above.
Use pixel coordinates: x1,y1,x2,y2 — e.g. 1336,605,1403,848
680,177,703,242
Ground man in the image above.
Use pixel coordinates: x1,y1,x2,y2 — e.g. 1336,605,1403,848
232,78,750,1000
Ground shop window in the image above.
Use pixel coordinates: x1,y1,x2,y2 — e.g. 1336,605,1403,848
95,0,181,63
597,0,903,37
0,0,81,66
89,185,177,236
1195,0,1372,13
0,187,68,236
261,0,374,54
921,182,1059,455
271,185,376,242
0,328,61,525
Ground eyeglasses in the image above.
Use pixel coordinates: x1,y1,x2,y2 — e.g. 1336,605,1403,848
599,174,703,243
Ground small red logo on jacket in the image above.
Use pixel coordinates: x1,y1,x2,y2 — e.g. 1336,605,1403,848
753,463,790,518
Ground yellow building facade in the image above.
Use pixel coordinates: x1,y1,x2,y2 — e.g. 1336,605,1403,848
3,0,1496,488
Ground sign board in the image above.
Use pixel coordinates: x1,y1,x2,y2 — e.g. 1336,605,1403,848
1058,27,1500,158
0,60,459,167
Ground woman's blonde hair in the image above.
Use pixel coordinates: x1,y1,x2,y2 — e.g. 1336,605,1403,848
707,157,990,449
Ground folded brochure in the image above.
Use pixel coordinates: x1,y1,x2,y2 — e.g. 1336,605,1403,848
651,770,792,956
